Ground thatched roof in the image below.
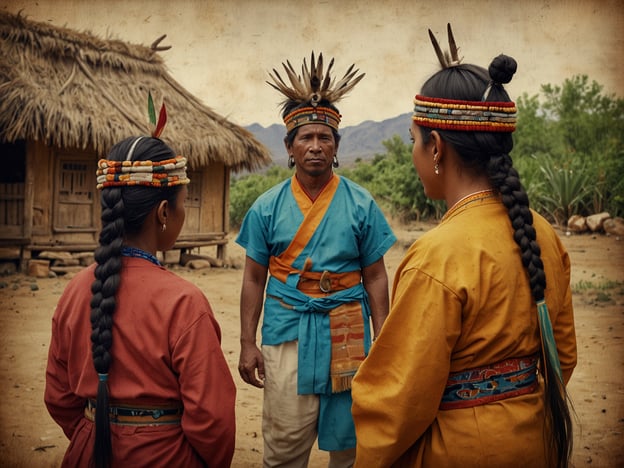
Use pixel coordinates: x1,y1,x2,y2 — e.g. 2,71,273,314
0,11,272,172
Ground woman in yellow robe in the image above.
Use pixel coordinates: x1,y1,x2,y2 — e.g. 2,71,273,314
351,25,576,468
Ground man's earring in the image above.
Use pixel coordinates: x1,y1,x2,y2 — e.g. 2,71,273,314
288,155,295,169
332,155,339,168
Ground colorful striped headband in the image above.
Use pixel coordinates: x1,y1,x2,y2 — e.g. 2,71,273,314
412,95,517,132
96,156,190,189
283,106,341,132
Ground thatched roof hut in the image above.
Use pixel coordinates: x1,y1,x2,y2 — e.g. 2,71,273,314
0,11,271,271
0,10,271,171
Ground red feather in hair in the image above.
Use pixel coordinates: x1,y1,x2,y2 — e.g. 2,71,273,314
153,102,167,138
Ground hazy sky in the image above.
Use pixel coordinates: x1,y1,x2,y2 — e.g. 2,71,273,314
3,0,623,127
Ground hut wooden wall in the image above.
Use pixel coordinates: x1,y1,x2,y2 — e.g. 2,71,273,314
29,141,54,239
30,142,99,249
0,177,25,239
179,162,230,259
180,163,227,236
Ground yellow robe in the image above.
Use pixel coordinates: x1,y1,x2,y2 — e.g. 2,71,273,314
351,197,576,467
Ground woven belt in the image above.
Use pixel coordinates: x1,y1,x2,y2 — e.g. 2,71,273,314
297,270,361,294
85,399,183,426
440,355,539,410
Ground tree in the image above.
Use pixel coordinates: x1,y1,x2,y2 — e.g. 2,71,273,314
338,136,443,221
514,75,624,219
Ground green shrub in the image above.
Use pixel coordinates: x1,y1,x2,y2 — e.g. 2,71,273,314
229,165,292,228
538,156,591,226
338,136,443,221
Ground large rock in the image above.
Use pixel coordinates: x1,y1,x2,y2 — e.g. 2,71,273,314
586,212,611,232
53,257,80,266
603,217,624,237
187,259,212,270
567,215,588,233
28,259,50,278
38,250,73,260
73,252,95,266
163,249,181,265
181,252,223,268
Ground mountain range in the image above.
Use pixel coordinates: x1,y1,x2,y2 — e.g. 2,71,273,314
245,112,412,168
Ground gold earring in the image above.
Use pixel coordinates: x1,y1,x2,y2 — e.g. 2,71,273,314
434,163,440,175
161,223,167,232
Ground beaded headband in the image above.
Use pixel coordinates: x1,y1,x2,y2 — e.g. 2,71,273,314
412,95,517,132
282,106,342,133
96,155,190,189
267,52,364,131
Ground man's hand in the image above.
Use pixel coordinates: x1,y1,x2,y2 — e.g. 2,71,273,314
238,342,265,388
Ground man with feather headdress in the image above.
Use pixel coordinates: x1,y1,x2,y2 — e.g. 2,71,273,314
236,52,396,467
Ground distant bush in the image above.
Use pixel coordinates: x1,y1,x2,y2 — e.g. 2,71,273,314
338,136,444,221
229,165,291,228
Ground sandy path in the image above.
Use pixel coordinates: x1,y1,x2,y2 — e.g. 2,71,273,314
0,223,622,467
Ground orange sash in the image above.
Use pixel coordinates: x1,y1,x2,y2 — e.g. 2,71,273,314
268,174,340,282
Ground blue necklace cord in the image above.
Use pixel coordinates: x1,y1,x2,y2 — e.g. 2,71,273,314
121,246,162,266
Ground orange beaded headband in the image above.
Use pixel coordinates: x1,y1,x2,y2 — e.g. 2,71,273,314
96,156,190,189
283,106,341,132
412,94,517,132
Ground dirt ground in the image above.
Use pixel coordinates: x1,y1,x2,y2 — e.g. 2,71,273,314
0,221,623,467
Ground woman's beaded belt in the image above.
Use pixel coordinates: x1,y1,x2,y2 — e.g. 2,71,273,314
84,399,183,426
440,355,538,410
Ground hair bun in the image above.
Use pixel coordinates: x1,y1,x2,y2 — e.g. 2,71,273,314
488,54,517,84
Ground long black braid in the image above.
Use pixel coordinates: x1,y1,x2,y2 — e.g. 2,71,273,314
89,136,181,468
89,185,123,468
419,55,573,468
488,152,546,298
487,148,572,468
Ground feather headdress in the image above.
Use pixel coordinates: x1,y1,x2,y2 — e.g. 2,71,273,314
428,23,463,68
267,52,365,132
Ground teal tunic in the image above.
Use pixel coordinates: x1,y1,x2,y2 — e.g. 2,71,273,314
236,175,396,450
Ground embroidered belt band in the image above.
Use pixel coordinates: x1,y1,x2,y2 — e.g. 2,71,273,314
440,355,538,410
297,270,361,295
85,399,183,426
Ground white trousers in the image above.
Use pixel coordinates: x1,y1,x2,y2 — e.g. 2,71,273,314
262,341,355,468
